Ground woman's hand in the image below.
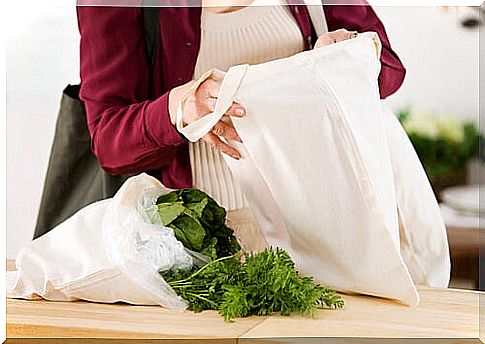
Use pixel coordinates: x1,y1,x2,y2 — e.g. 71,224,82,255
314,29,358,49
169,77,245,160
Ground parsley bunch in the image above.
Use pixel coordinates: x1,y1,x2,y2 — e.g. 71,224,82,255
154,188,344,321
166,247,344,322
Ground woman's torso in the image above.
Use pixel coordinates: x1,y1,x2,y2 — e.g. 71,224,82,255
190,2,305,210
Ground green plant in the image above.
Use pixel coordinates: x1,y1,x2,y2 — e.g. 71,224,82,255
166,247,344,322
398,109,480,178
154,189,344,322
155,189,240,260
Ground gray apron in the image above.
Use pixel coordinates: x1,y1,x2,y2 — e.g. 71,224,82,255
33,7,160,239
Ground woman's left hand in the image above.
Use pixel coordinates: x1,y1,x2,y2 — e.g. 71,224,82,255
314,29,358,49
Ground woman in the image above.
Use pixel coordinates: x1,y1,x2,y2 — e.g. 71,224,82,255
77,1,405,250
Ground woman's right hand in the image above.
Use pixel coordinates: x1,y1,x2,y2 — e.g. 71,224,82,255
169,77,245,160
314,29,358,49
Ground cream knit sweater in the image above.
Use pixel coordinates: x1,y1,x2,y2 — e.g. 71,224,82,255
190,4,304,210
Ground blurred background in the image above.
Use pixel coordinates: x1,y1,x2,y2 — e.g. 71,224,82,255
6,5,482,289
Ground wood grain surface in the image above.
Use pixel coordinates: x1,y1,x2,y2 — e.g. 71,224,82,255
240,287,479,339
7,287,480,341
6,262,482,343
7,298,262,341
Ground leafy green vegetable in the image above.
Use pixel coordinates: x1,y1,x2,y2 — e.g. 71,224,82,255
185,198,209,218
166,247,344,322
170,215,205,251
156,202,185,226
156,189,240,260
200,237,218,261
156,191,181,204
155,189,343,322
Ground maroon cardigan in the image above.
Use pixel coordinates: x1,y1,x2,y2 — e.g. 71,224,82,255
77,4,405,188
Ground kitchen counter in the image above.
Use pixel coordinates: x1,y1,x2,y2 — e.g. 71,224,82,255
6,262,482,343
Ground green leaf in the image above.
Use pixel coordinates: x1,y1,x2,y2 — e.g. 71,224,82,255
180,189,209,204
203,201,227,228
156,202,185,226
156,188,239,259
220,285,250,322
185,198,209,219
171,215,206,252
170,225,192,250
200,237,218,261
156,191,182,204
166,248,344,322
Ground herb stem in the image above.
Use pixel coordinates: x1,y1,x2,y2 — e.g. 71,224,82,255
186,292,218,307
169,281,193,287
172,254,237,284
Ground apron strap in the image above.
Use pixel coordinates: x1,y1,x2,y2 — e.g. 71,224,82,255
304,0,329,37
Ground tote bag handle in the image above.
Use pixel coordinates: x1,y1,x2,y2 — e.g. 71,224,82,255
176,64,249,142
175,1,327,142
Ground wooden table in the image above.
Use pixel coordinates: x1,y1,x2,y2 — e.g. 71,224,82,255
6,288,481,343
7,276,482,343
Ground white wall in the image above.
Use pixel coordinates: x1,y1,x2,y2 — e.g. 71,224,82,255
6,6,480,258
7,4,80,258
375,6,479,121
374,6,482,184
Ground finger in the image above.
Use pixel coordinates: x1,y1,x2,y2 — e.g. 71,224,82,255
333,28,350,36
316,30,346,47
195,78,220,113
324,29,351,44
349,31,359,39
315,36,334,48
205,78,221,98
225,102,246,117
331,33,346,43
203,132,241,160
338,30,354,41
212,120,242,142
207,97,217,112
335,29,357,42
202,98,244,119
195,78,215,100
194,95,217,119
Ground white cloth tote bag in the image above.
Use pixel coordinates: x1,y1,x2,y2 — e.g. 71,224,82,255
177,32,450,306
382,104,450,288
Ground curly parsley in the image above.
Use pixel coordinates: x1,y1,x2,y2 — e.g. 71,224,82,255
166,247,344,322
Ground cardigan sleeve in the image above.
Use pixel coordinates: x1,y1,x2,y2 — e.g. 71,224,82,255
324,3,406,99
77,6,185,175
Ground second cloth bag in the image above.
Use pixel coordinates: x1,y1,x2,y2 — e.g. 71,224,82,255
177,33,449,306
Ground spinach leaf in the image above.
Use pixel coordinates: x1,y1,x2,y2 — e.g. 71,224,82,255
156,202,185,226
200,237,218,261
170,215,206,252
170,225,191,250
155,189,240,259
156,191,181,204
185,198,209,219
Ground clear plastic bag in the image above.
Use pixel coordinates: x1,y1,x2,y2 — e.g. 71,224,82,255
7,173,196,310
